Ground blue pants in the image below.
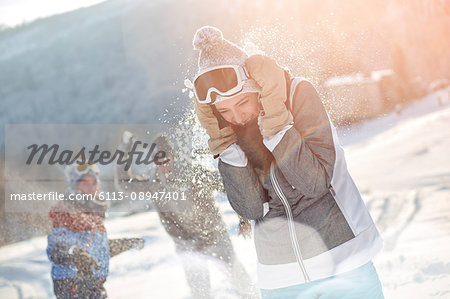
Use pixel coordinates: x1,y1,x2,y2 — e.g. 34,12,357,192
260,261,384,299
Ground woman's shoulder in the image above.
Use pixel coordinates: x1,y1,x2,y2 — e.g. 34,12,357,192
289,78,318,110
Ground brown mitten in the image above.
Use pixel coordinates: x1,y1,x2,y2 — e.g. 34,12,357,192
194,99,237,155
245,55,293,137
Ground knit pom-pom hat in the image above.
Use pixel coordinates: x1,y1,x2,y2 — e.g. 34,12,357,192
192,26,260,103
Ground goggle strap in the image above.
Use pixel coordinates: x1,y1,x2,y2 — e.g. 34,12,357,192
239,65,250,80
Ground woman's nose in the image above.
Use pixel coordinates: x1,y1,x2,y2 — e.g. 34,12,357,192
233,110,246,125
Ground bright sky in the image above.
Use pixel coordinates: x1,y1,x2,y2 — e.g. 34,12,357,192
0,0,106,27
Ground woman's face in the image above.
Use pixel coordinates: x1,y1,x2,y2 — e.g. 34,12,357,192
214,92,260,126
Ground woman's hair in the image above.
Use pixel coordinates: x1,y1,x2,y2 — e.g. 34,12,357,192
153,134,174,156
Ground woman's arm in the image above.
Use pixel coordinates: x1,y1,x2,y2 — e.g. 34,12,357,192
218,144,267,220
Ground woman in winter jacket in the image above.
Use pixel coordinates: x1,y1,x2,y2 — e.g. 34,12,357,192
191,26,385,298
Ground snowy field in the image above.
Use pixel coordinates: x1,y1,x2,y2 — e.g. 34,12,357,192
340,89,450,298
0,90,449,298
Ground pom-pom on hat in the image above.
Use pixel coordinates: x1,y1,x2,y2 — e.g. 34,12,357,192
192,26,223,51
193,26,248,71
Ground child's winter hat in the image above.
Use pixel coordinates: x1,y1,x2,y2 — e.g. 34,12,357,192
65,163,100,191
192,26,260,103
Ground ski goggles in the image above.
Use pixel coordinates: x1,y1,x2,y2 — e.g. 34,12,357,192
193,65,250,104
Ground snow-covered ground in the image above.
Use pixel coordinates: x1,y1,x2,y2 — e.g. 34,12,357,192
339,89,450,298
0,89,449,298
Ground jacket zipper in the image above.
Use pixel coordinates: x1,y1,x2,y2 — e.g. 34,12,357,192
269,164,311,282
